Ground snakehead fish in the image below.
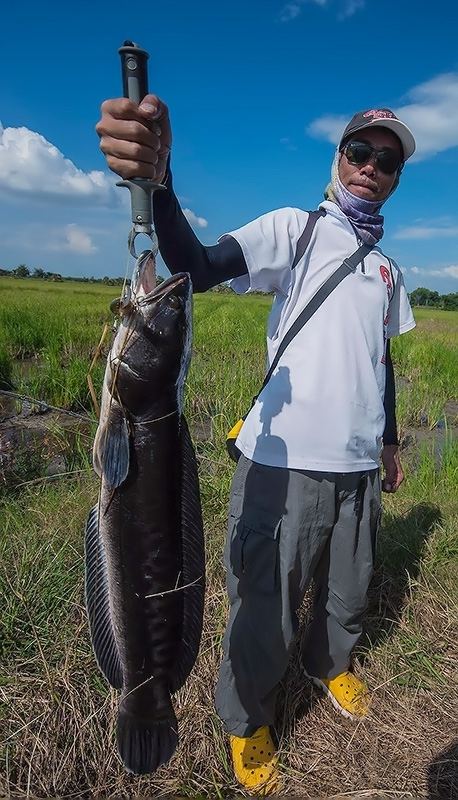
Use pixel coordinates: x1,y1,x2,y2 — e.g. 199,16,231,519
84,254,205,774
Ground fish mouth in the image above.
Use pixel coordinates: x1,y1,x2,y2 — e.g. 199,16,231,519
136,272,190,307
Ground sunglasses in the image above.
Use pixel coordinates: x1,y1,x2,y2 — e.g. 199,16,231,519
343,140,403,175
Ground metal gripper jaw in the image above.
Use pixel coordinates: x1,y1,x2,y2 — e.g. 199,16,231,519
116,177,166,257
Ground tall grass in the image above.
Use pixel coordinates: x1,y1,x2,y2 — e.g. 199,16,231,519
0,277,457,798
392,309,458,428
0,278,113,409
0,342,12,388
1,442,456,798
2,278,457,428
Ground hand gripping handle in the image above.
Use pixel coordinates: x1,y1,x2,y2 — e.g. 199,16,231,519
116,41,164,236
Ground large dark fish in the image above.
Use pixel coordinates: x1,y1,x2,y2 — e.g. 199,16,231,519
84,255,205,775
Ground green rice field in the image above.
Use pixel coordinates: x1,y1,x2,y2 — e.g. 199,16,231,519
0,276,457,798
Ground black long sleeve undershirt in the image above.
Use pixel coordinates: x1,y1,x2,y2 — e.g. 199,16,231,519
383,340,398,446
153,163,398,447
152,165,247,291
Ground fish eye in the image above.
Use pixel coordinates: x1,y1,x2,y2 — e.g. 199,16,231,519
168,295,181,310
110,298,121,315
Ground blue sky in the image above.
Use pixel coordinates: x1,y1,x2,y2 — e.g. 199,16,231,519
1,0,458,293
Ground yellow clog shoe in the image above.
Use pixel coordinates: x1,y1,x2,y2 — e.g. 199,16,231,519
229,725,280,795
309,670,371,720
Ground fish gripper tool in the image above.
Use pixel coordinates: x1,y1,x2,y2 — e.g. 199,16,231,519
116,41,165,259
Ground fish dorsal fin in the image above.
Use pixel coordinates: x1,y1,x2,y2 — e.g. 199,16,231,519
169,415,205,693
84,504,123,689
93,410,130,488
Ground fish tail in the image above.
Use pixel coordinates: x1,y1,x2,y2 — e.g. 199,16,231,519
117,696,178,775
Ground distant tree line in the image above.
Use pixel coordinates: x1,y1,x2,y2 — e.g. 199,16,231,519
409,286,458,310
0,263,224,291
2,266,456,307
0,264,165,287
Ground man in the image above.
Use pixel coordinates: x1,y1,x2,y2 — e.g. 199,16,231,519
96,99,416,793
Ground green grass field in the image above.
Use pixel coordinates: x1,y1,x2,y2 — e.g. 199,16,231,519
0,276,457,798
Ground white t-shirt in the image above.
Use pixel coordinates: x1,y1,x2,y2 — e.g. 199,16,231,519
224,200,415,472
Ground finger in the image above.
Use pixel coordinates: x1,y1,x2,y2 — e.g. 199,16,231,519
105,155,157,180
138,95,168,122
100,97,153,122
383,467,404,493
100,135,160,166
382,465,396,492
139,96,172,151
96,117,162,149
99,96,171,135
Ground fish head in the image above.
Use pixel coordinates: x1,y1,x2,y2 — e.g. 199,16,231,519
108,272,192,418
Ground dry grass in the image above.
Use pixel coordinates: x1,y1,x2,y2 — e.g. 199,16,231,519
1,458,457,799
278,572,458,798
1,299,457,798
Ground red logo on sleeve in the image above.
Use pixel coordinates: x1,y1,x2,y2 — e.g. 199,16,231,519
380,265,394,363
380,265,393,300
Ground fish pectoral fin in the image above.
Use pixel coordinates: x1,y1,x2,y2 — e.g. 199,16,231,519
84,504,123,689
93,414,130,488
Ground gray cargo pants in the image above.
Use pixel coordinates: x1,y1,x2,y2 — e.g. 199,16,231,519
214,454,381,737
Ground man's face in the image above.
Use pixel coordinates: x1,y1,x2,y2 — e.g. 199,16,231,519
338,127,403,202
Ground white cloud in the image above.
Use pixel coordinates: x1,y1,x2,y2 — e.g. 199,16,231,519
0,122,117,205
397,73,458,159
47,224,97,254
279,0,362,22
394,223,458,240
306,72,458,161
64,224,97,254
183,208,208,229
409,265,458,279
307,113,347,145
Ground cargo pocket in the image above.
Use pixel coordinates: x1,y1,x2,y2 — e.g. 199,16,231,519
228,512,281,594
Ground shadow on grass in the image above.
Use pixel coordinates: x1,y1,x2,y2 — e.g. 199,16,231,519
276,502,442,745
275,642,318,744
362,502,442,655
274,595,320,746
427,739,458,799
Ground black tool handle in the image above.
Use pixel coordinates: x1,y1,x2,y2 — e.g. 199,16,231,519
116,40,164,232
118,41,149,105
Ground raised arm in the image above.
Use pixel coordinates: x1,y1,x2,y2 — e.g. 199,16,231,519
153,163,247,291
96,94,248,291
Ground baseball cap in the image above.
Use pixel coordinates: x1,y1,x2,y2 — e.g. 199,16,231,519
339,109,416,161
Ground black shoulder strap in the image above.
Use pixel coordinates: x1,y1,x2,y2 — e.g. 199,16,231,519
258,240,373,394
291,208,326,270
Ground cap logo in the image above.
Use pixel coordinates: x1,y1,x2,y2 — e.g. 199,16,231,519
363,109,396,120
